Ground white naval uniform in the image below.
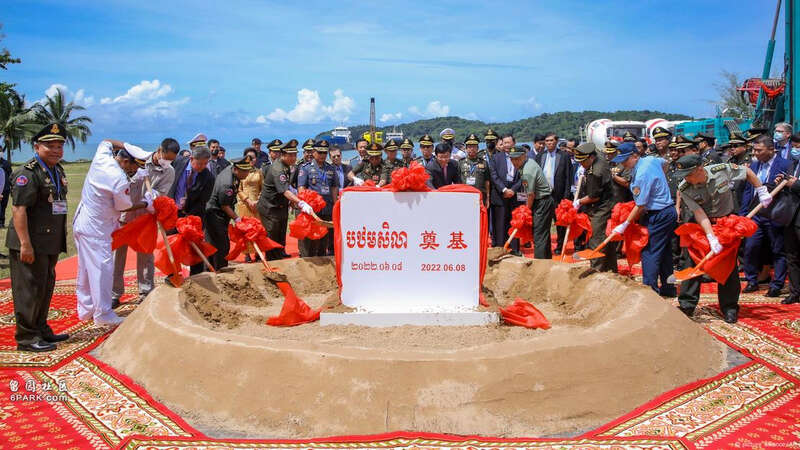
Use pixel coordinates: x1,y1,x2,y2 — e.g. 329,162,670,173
73,141,133,322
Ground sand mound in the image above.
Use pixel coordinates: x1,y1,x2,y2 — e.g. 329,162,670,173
96,256,727,439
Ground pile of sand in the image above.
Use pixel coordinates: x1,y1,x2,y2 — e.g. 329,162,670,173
96,256,728,439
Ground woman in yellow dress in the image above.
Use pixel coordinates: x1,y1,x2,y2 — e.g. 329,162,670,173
237,148,263,262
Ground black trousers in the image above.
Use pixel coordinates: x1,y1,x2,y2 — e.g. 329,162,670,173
531,196,554,259
204,212,230,270
555,225,566,253
259,207,289,260
491,201,519,252
300,211,332,257
785,222,800,299
0,188,9,226
678,247,740,314
588,207,617,272
10,251,58,345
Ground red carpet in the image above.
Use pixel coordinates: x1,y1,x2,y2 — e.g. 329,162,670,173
0,234,799,448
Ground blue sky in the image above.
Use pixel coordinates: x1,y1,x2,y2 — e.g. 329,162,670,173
0,0,786,150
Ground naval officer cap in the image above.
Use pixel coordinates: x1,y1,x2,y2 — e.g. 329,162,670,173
313,140,330,152
32,123,67,143
281,139,298,153
439,128,455,140
121,143,153,168
187,133,207,148
302,138,315,151
267,139,284,151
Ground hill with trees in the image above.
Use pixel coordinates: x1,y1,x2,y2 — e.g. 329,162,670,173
316,110,693,142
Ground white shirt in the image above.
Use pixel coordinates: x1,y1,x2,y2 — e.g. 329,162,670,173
73,141,133,239
757,154,776,183
505,154,515,182
544,149,557,188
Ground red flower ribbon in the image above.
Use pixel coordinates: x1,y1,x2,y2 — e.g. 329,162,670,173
154,215,216,275
508,205,533,245
554,199,592,241
674,215,758,284
112,196,178,253
605,201,649,266
226,217,283,261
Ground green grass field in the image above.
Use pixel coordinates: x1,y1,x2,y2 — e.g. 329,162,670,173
0,161,89,279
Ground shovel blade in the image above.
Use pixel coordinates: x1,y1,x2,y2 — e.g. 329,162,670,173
672,267,705,282
169,273,184,288
573,249,606,260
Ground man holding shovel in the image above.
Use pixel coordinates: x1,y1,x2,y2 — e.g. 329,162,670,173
674,154,771,323
573,143,616,273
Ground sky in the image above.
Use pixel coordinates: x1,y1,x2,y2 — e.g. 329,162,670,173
0,0,788,157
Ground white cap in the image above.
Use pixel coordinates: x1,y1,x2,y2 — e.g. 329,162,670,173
187,133,207,146
123,142,153,162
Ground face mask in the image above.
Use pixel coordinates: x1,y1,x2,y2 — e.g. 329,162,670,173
157,157,172,168
791,148,800,159
774,131,785,142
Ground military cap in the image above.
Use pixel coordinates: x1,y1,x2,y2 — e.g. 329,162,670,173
652,126,672,139
400,138,414,149
694,132,715,144
484,129,499,141
573,142,597,161
611,142,637,164
440,128,455,140
603,140,619,153
32,123,67,143
464,133,480,145
302,138,315,150
121,143,152,168
384,139,400,151
419,134,434,146
508,146,526,158
622,131,637,142
280,139,298,153
313,140,330,152
745,127,767,142
366,142,383,156
188,133,207,148
728,133,747,146
668,137,678,149
674,154,704,177
674,135,696,150
231,156,253,170
267,139,284,151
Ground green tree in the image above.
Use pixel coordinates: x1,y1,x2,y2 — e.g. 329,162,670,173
713,70,754,119
31,88,92,149
0,24,21,72
0,85,37,160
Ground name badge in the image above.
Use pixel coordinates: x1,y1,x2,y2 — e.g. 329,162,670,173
516,192,528,202
320,185,330,195
52,200,68,215
466,176,476,185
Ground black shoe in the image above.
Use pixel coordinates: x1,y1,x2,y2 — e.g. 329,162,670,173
757,277,771,285
781,296,800,305
43,333,69,343
766,288,782,298
244,254,252,263
17,341,57,352
723,309,738,324
111,297,120,309
742,283,759,293
678,306,695,317
510,250,523,257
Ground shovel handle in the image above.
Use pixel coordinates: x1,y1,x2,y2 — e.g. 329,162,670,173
745,179,788,218
503,228,518,251
561,175,585,262
694,251,715,272
145,177,180,276
594,231,619,253
189,241,215,273
251,241,278,273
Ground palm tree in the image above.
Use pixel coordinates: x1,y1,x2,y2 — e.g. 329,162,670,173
0,85,38,160
32,87,92,149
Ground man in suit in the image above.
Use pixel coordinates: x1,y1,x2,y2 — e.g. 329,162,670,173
208,139,230,175
741,135,791,297
490,139,524,255
426,143,461,189
777,139,800,304
535,133,573,254
168,146,215,275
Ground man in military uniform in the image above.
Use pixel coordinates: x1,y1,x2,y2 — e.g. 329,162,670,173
573,143,617,272
258,140,314,260
399,138,415,167
7,124,70,352
674,154,769,323
622,131,637,143
350,142,385,186
414,134,435,167
297,140,339,256
694,133,722,164
484,129,500,160
380,139,404,185
266,138,283,166
290,139,314,188
651,126,672,158
205,157,253,269
520,147,553,259
603,140,633,204
459,134,491,207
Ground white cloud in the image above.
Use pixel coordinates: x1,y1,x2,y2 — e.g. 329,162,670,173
517,96,542,111
380,112,403,123
100,79,173,105
41,84,95,107
262,89,355,124
461,112,479,120
408,100,450,118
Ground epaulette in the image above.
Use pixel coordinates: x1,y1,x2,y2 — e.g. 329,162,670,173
678,180,689,191
23,159,38,170
709,164,728,173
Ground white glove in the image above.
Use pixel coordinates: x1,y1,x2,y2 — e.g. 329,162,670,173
132,168,148,182
573,199,581,210
298,201,314,215
755,185,772,209
706,232,723,255
612,221,629,236
143,191,155,213
353,177,365,186
234,216,242,224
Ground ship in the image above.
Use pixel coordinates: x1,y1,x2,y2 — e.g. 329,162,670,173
385,126,404,142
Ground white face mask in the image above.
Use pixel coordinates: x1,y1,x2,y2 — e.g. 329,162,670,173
157,156,172,168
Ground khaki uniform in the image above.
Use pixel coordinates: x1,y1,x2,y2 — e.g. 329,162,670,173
297,161,339,256
258,159,292,259
353,161,385,185
610,163,633,203
6,158,68,345
380,158,405,185
579,155,616,272
677,163,748,314
458,157,491,203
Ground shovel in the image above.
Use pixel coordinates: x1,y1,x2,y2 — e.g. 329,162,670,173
145,178,184,287
573,232,619,260
560,175,584,262
309,210,334,228
666,179,789,284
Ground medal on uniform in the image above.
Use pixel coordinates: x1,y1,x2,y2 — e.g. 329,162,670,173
466,176,476,185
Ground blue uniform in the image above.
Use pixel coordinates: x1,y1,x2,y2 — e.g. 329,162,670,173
630,156,677,296
297,161,339,257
